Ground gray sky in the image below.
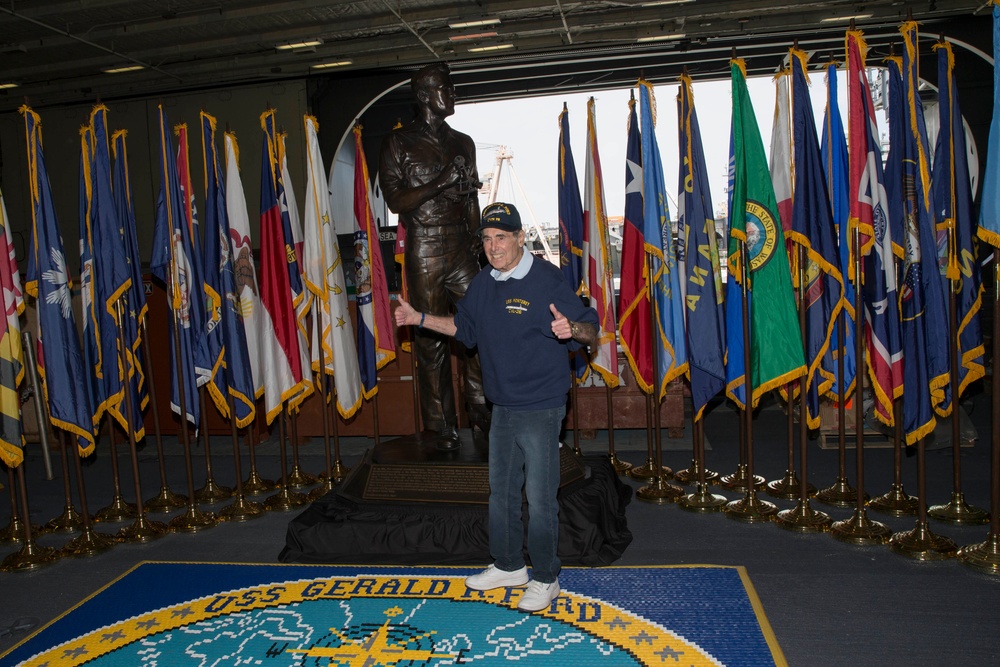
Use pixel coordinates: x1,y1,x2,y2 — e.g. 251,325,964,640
445,71,846,228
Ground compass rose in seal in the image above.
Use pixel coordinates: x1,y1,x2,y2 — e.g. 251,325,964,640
744,200,778,272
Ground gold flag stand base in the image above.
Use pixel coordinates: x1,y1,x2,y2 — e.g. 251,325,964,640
889,521,958,560
636,474,684,505
94,495,137,523
194,478,233,504
145,486,188,513
317,460,352,485
958,534,1000,575
169,506,219,533
242,471,276,496
673,460,719,486
1,542,60,572
117,516,171,544
678,484,727,513
287,466,318,489
264,486,308,512
62,527,116,558
719,464,765,492
766,470,816,500
868,484,918,516
608,453,633,476
927,492,990,525
219,496,266,522
816,477,864,508
831,510,892,545
44,505,87,533
308,478,334,501
776,501,832,533
724,494,777,523
627,457,672,483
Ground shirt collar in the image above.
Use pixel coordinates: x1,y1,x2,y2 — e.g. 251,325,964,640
491,249,533,281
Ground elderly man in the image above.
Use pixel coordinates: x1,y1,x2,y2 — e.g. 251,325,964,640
379,62,488,450
394,202,598,613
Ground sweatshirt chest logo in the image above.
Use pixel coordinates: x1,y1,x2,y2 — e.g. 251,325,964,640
505,297,530,315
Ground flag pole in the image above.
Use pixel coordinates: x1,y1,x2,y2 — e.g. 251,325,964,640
166,311,219,533
195,388,233,503
27,330,85,533
775,244,830,530
218,392,265,521
310,351,336,500
927,248,989,523
606,382,630,474
0,464,28,542
636,253,683,504
0,459,59,572
724,235,777,522
140,317,188,512
243,418,275,495
957,263,1000,573
830,205,891,544
679,417,727,512
61,430,117,557
94,418,137,523
816,309,862,507
287,408,317,488
329,387,349,483
263,411,308,511
113,298,171,543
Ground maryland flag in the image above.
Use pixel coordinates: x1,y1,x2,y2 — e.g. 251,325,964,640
638,79,688,398
352,124,396,398
618,96,653,392
302,116,363,419
931,40,985,397
581,97,619,388
980,2,1000,247
784,49,846,428
0,190,24,467
557,104,585,294
22,106,96,455
896,21,951,444
677,74,726,421
819,61,856,401
200,111,256,428
726,59,805,408
846,31,903,426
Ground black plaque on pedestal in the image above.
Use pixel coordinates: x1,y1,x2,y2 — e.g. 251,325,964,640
337,431,587,505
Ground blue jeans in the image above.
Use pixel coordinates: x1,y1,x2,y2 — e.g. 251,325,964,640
488,404,565,584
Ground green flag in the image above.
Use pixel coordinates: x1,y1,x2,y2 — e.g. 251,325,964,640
728,59,805,408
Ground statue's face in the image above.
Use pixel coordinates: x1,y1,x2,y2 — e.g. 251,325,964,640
418,71,455,118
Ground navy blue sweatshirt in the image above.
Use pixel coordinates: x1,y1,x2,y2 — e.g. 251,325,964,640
454,256,598,410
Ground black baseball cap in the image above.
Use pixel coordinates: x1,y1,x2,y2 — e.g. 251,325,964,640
480,202,522,233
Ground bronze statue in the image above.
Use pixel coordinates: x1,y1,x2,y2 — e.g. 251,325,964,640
379,62,489,449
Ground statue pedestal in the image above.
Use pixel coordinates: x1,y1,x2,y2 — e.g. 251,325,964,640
338,431,587,505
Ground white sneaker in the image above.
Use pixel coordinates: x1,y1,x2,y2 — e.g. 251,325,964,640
465,565,529,591
517,579,560,612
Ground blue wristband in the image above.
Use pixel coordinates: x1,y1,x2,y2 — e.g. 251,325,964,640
419,312,426,328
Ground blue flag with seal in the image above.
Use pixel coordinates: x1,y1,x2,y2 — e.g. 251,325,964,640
88,105,144,437
201,111,256,428
896,21,951,444
149,106,208,427
677,74,725,420
638,79,688,398
785,49,845,429
819,61,856,401
111,129,149,420
932,40,985,397
21,105,96,455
